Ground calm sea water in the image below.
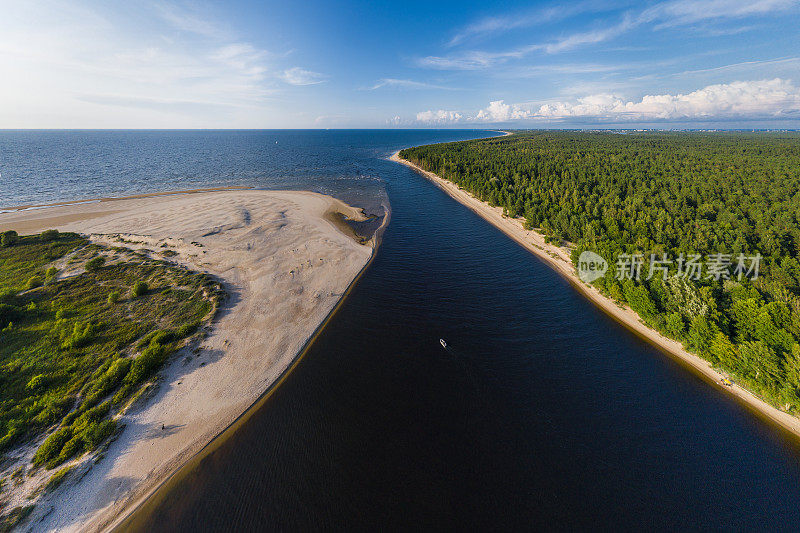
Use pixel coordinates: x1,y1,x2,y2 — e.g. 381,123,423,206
0,129,489,214
3,131,800,530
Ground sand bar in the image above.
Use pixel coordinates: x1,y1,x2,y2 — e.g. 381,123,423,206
391,149,800,443
0,186,253,212
0,189,374,531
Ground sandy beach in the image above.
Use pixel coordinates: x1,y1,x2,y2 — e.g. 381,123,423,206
391,149,800,442
0,189,374,531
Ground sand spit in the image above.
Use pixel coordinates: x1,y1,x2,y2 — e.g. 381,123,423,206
0,190,374,532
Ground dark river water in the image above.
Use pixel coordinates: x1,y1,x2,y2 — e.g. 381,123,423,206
3,130,799,530
110,130,800,532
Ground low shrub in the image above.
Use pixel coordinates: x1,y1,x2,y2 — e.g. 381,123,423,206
136,327,189,351
26,276,43,290
76,402,111,426
40,229,60,242
151,330,176,346
44,466,72,492
85,358,130,404
85,256,105,272
176,321,200,338
112,385,132,405
56,434,84,464
135,331,158,350
131,281,148,298
0,428,22,454
2,238,219,475
1,230,18,247
32,427,73,466
82,419,116,449
65,322,100,349
107,291,120,304
32,402,117,468
32,396,74,427
124,344,168,386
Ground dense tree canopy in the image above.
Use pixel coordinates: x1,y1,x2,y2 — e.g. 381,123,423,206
401,131,800,411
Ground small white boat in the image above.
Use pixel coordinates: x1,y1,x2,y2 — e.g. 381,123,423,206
440,338,447,349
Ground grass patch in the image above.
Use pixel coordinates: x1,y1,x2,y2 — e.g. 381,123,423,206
0,232,223,471
0,232,83,294
0,505,34,532
43,465,73,492
85,256,105,272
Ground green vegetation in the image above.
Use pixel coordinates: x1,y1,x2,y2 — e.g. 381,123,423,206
43,466,73,492
131,281,148,298
0,231,224,475
85,256,105,272
0,232,80,294
39,229,59,242
1,231,19,248
401,132,800,411
0,505,34,533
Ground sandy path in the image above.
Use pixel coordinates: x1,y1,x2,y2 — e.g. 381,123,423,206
391,150,800,442
0,190,374,532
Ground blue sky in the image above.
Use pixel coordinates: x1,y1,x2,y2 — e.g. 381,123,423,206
1,0,799,128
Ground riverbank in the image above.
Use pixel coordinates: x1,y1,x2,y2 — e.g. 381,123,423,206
0,189,375,531
390,149,800,442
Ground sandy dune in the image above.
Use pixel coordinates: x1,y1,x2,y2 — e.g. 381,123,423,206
391,150,800,442
0,190,374,532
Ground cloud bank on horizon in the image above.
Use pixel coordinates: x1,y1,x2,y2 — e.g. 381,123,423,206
418,79,800,124
0,0,798,128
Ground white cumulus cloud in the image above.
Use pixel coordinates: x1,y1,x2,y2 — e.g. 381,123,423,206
416,109,463,124
536,78,800,120
476,100,531,121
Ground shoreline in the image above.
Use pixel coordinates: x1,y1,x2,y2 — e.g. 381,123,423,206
106,197,389,533
111,210,386,532
0,185,253,212
390,149,800,444
0,189,378,531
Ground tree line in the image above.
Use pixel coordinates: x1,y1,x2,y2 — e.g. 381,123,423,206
401,131,800,411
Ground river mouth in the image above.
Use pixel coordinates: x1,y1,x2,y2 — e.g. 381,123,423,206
119,133,800,531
